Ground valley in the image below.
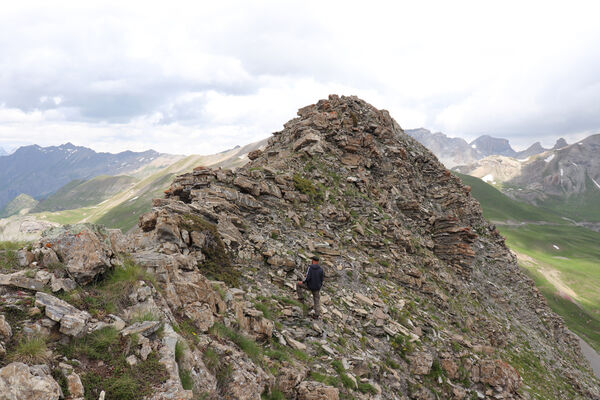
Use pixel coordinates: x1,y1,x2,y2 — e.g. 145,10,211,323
456,172,600,353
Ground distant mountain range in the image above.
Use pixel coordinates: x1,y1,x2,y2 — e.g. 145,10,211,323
405,128,569,167
0,139,267,241
454,134,600,223
0,147,8,156
0,143,162,211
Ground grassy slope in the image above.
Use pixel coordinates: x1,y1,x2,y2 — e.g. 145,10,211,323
33,175,138,212
34,144,257,232
500,225,600,351
0,194,38,218
455,172,565,223
456,173,600,351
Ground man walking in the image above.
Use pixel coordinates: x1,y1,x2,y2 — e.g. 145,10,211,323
297,256,324,318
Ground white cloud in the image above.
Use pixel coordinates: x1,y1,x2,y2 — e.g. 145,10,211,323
0,0,599,153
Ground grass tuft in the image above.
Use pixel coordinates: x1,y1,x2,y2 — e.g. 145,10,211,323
10,336,48,364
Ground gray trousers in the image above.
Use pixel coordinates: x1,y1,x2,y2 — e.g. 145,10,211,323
296,282,321,316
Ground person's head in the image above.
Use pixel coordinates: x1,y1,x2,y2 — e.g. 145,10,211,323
311,256,320,264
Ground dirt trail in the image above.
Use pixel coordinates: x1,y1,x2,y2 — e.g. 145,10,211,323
514,251,580,301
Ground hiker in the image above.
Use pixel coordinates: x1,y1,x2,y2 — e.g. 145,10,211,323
297,256,324,318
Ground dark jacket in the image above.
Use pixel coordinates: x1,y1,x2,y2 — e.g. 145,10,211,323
303,264,324,291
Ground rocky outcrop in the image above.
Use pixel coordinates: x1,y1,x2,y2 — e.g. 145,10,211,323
35,292,91,337
39,224,115,284
0,363,61,400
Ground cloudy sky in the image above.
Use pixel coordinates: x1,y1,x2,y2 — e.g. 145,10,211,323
1,0,599,154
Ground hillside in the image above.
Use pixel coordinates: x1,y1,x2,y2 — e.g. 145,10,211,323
33,175,138,212
0,194,38,218
1,95,596,400
453,173,564,223
454,173,600,353
0,142,162,211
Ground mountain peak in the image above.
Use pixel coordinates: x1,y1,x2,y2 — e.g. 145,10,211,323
553,137,568,149
470,135,516,157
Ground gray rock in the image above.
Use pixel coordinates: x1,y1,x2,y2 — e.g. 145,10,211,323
0,315,11,339
34,292,90,337
0,362,61,400
121,321,161,337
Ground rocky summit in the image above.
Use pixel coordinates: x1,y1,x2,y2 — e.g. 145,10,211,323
1,95,598,400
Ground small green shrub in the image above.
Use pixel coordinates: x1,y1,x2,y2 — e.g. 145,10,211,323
331,360,356,389
428,359,445,380
254,302,272,319
357,382,378,394
309,371,339,387
293,174,324,203
175,341,186,363
51,368,70,398
262,387,286,400
209,323,262,363
130,311,159,323
203,347,220,373
0,249,19,271
179,369,193,390
390,334,413,360
63,326,120,362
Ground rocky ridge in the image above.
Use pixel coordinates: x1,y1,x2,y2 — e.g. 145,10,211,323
0,95,598,400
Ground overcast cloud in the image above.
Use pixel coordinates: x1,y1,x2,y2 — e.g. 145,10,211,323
1,0,599,154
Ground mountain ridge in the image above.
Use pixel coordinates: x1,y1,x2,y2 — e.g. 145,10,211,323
0,143,164,211
406,128,572,167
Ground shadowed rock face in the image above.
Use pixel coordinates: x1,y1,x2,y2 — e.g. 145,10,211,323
2,96,599,399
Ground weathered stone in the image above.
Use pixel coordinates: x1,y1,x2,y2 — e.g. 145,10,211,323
0,315,11,339
0,362,61,400
66,372,84,398
297,381,339,400
408,351,434,375
34,292,90,337
41,224,113,285
126,355,138,366
17,250,34,267
478,359,521,393
0,272,44,291
50,275,77,293
282,332,306,351
121,321,161,337
276,364,307,397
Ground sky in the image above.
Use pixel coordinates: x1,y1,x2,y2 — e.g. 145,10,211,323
1,0,600,154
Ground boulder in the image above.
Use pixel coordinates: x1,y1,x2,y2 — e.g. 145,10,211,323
41,224,114,285
0,362,61,400
66,372,84,398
